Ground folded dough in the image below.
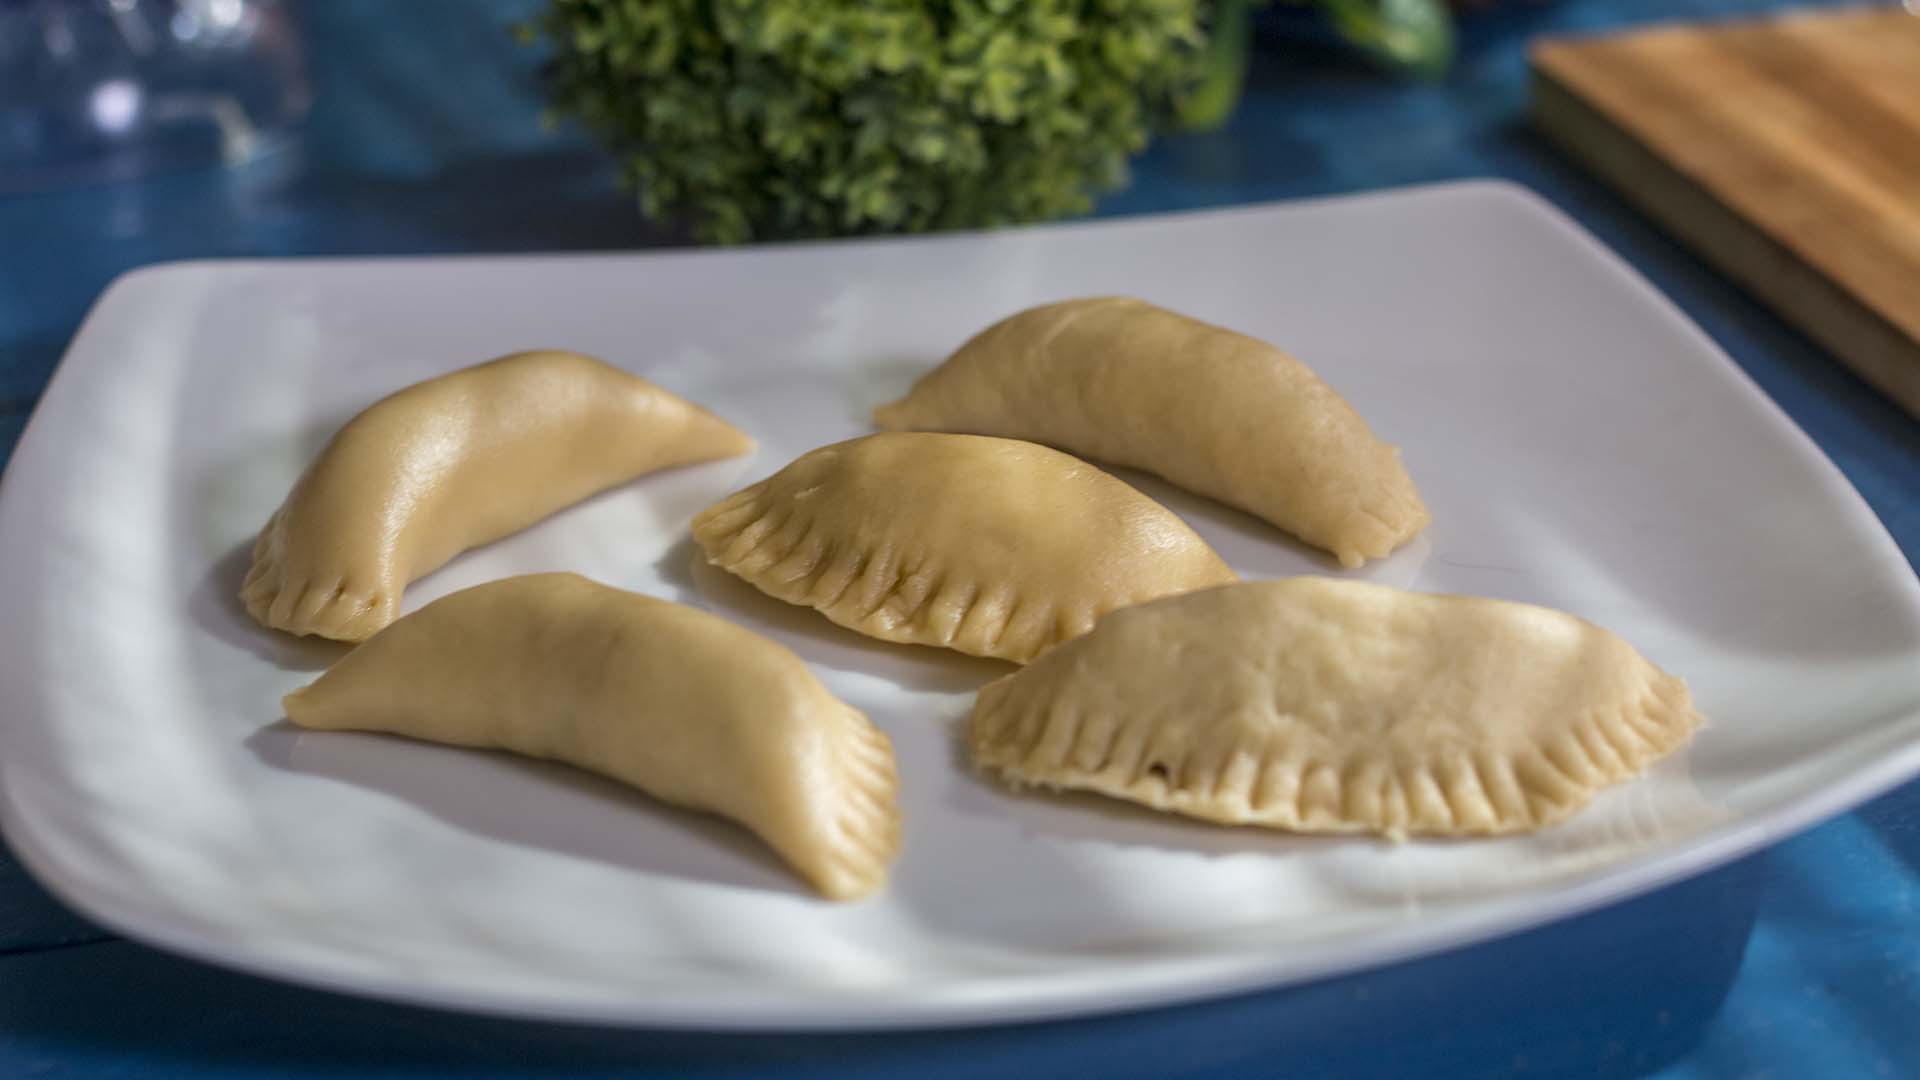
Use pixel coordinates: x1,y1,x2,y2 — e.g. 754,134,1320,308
874,297,1429,568
283,573,899,900
970,578,1703,837
243,350,752,641
690,433,1238,664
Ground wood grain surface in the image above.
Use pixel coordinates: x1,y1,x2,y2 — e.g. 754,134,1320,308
1531,8,1920,418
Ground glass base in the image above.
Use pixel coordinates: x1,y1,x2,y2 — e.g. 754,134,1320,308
0,0,310,194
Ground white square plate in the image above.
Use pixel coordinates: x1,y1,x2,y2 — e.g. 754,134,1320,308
3,182,1917,1029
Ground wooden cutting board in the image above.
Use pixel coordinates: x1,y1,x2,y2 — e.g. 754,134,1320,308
1530,8,1920,419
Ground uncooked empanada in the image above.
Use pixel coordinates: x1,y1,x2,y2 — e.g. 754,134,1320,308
970,578,1703,836
283,573,899,900
243,350,752,641
874,297,1429,568
690,433,1237,664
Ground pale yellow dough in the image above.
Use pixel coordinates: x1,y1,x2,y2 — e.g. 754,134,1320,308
243,350,752,641
874,297,1430,568
284,573,900,900
970,578,1703,836
690,433,1238,664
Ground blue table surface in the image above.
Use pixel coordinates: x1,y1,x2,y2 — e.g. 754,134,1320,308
2,1,1916,1076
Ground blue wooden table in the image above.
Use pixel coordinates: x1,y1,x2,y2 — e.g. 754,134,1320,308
2,1,1916,1075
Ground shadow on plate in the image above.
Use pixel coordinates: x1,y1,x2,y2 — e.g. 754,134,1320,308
242,722,808,898
847,355,933,422
189,541,350,674
1105,466,1355,582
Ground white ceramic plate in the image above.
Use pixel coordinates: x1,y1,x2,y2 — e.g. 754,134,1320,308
3,182,1917,1029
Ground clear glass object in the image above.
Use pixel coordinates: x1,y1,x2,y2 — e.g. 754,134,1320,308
0,0,309,193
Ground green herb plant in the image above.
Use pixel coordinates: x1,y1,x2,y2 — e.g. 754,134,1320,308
524,0,1455,243
525,0,1208,243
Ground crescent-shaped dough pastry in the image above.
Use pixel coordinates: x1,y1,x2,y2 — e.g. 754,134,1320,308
970,578,1703,837
243,350,752,641
283,573,900,900
690,433,1238,664
874,297,1429,568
